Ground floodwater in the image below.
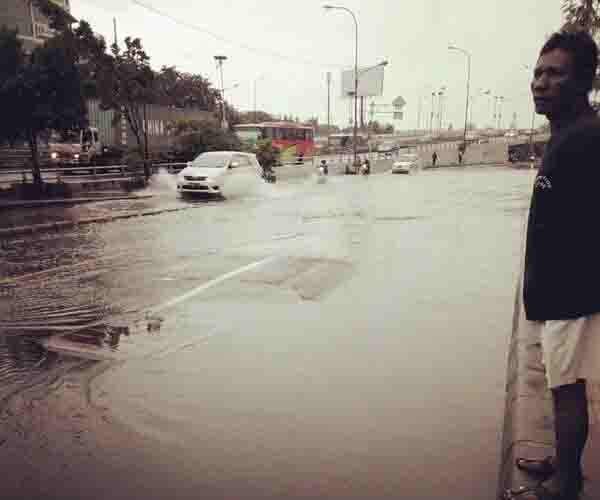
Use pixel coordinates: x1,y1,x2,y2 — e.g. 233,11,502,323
0,165,535,500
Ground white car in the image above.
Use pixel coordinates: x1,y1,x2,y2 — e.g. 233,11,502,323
392,153,420,174
177,151,262,197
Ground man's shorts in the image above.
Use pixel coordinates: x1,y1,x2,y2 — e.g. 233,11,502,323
537,314,600,389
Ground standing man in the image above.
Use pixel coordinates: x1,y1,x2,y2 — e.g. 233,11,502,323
432,151,438,167
458,142,466,165
504,31,600,500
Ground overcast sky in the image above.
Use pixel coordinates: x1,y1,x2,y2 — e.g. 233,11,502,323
71,0,563,130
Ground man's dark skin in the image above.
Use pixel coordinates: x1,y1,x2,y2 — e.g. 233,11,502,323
507,46,594,500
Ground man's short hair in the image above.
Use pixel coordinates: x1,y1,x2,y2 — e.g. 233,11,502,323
541,31,599,93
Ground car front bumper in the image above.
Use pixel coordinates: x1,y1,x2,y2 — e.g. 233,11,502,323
177,180,221,194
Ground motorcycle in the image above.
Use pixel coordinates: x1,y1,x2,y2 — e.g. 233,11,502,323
316,164,328,184
261,167,276,183
360,161,371,175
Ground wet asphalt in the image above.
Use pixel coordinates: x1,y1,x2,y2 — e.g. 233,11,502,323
0,166,535,499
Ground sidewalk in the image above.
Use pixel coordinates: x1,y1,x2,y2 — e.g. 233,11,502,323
497,277,600,499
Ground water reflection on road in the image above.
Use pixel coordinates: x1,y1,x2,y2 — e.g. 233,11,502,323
0,166,535,500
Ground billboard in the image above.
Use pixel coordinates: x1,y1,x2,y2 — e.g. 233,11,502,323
341,65,385,98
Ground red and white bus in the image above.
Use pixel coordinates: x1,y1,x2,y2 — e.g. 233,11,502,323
234,122,315,161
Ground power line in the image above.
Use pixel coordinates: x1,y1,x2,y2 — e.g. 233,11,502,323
130,0,346,70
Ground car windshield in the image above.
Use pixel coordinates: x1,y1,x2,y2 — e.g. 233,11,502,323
190,154,230,168
50,130,80,144
234,127,261,141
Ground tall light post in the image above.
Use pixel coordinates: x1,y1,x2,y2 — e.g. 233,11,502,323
323,4,359,167
524,64,537,165
214,55,228,129
470,88,491,130
497,95,505,129
430,91,436,134
448,45,471,146
438,89,445,131
327,71,332,133
253,74,265,123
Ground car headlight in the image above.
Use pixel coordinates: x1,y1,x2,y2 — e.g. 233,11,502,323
74,153,80,160
51,152,58,159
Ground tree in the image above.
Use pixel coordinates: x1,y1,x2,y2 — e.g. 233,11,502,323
156,66,220,111
0,27,86,186
97,37,155,179
561,1,600,101
168,118,241,160
562,0,600,36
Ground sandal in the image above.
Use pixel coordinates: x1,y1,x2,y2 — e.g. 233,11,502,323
514,457,584,493
515,457,555,479
501,484,576,500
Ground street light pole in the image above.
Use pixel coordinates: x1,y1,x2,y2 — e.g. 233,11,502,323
524,64,536,166
449,45,471,146
214,55,228,129
324,4,359,167
430,91,436,135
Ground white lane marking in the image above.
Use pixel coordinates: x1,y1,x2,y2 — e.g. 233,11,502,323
149,256,275,314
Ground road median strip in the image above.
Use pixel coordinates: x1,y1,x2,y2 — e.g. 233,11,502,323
0,204,195,238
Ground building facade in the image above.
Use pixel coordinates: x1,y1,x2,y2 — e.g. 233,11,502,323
0,0,71,53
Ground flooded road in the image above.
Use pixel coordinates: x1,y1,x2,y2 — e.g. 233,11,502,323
1,166,535,499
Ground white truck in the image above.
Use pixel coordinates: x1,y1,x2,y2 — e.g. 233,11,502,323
47,127,122,173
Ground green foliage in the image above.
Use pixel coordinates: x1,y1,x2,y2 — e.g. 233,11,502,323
96,37,154,178
233,111,276,125
156,66,220,111
562,0,600,36
170,118,242,160
0,26,86,185
255,139,280,167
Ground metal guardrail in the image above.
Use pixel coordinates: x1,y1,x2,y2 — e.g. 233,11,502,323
0,163,143,186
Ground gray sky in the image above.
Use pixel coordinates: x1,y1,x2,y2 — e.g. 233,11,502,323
71,0,563,130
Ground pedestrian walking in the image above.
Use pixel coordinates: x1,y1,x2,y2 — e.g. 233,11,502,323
432,151,438,167
458,150,463,164
503,31,600,500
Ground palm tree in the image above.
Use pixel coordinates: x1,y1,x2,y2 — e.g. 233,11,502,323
562,1,600,103
562,0,600,35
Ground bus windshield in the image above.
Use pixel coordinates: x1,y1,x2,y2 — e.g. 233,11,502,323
234,126,262,142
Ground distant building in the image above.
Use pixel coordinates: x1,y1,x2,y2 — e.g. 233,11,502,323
0,0,72,53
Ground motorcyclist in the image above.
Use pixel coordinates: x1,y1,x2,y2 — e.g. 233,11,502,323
261,162,275,182
319,159,329,175
361,157,371,175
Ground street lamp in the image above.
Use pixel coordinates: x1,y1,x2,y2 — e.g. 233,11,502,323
495,95,505,129
323,4,359,167
525,64,536,165
448,45,471,147
214,55,228,129
468,88,491,131
253,74,266,123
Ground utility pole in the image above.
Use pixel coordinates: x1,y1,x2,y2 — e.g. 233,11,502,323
327,72,331,134
113,17,118,46
430,91,436,134
437,90,444,132
214,55,228,129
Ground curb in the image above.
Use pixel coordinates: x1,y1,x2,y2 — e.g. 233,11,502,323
0,205,193,238
497,276,600,499
0,193,154,211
